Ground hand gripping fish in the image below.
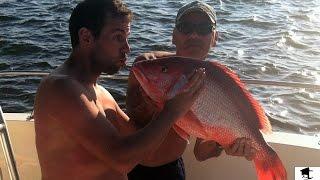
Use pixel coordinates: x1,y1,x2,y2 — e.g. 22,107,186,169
131,56,287,180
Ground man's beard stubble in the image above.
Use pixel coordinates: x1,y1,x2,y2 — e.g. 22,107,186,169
91,55,120,75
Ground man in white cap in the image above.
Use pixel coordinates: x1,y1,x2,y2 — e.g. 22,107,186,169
127,1,256,180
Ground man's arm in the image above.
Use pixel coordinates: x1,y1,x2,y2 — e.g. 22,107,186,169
42,69,204,173
193,138,223,161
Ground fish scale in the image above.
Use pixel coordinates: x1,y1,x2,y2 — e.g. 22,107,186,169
178,64,258,144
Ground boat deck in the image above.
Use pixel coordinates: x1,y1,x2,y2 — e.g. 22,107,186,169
1,113,320,180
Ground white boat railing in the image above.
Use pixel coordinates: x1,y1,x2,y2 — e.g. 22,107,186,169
0,106,20,180
1,71,320,90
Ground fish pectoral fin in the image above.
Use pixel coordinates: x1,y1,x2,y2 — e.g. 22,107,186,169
173,124,190,143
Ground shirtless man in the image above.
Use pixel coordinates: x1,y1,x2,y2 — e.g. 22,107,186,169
33,0,205,179
127,1,257,180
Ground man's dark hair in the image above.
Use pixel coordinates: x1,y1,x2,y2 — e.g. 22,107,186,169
69,0,132,48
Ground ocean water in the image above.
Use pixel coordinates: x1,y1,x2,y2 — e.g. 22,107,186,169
0,0,319,135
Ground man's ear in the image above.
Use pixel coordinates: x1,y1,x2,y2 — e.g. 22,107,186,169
210,30,218,48
78,27,94,47
172,28,177,45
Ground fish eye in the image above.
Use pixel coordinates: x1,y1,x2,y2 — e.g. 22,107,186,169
161,66,168,73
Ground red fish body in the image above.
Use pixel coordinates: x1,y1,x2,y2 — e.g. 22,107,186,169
131,56,287,180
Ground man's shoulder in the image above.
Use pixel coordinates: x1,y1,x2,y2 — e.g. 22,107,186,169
96,84,114,101
43,74,79,90
37,74,83,103
34,74,85,121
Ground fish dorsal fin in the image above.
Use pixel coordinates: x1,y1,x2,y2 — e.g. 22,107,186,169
208,61,272,134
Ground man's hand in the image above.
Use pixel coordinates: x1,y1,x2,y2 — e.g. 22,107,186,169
139,52,157,60
135,51,175,62
224,137,256,161
194,137,256,162
164,68,205,120
194,138,223,161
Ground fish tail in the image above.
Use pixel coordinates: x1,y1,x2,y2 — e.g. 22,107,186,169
254,148,287,180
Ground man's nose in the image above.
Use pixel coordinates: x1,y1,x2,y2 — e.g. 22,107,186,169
123,39,131,53
189,31,200,38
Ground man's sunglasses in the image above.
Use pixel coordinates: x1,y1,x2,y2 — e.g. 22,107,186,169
176,22,215,36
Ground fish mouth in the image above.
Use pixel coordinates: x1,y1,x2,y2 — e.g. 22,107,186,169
132,66,148,86
132,66,152,95
132,66,162,104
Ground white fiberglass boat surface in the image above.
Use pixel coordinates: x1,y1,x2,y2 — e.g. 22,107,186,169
0,113,319,180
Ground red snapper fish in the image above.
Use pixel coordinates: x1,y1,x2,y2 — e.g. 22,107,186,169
131,56,287,180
